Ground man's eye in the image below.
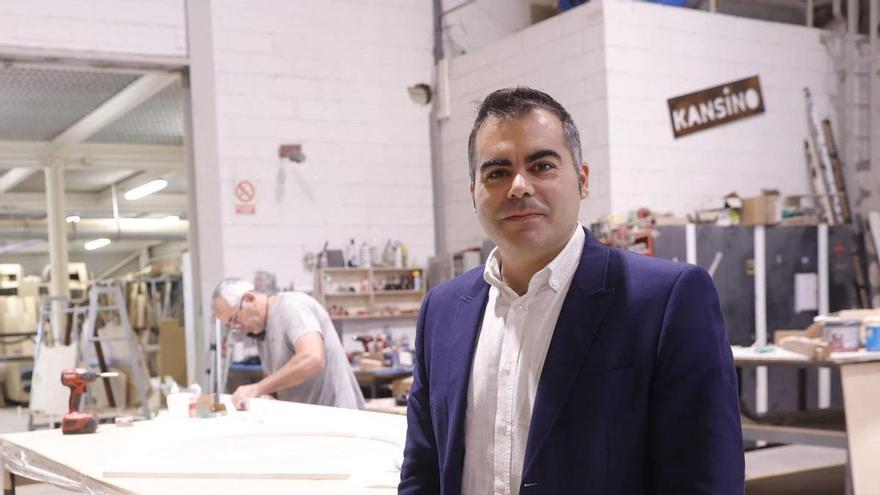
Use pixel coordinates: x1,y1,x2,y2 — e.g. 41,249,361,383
534,162,554,172
485,169,507,179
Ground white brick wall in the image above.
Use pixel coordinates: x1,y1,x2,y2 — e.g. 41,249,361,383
211,0,435,291
0,0,186,56
603,0,838,215
440,0,840,252
440,2,611,253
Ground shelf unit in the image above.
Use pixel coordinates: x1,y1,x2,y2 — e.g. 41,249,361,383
315,267,425,320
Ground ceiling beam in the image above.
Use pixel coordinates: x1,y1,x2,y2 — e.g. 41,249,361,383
0,168,40,193
0,141,184,170
54,72,181,151
0,71,181,192
0,192,187,216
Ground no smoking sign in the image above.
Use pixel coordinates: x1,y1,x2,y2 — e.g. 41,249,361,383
234,180,256,215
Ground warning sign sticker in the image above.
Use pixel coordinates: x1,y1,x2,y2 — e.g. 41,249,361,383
234,180,255,215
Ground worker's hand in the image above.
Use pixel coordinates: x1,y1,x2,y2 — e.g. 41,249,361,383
231,383,261,410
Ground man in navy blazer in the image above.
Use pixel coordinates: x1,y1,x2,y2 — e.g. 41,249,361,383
400,87,744,494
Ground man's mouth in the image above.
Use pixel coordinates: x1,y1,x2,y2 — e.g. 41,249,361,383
504,212,544,221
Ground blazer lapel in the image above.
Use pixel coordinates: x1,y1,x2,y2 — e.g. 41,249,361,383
442,274,489,495
522,229,616,479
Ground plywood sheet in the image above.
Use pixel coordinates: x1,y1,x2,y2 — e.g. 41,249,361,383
840,362,880,494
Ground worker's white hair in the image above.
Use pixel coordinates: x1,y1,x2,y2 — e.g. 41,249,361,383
212,277,254,307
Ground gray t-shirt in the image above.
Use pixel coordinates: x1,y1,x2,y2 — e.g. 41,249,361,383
257,292,365,410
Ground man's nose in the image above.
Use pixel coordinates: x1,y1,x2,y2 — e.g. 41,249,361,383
507,172,534,199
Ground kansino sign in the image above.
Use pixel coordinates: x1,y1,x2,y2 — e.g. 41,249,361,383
667,76,765,138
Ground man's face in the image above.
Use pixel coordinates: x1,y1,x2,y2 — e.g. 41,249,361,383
212,293,265,334
471,108,588,260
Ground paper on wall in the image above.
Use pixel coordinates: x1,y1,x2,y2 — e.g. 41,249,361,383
794,272,819,313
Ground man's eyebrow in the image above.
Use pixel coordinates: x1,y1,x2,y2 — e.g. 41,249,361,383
479,158,512,171
525,149,562,162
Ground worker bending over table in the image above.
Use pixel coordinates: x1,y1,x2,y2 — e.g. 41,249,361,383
212,278,365,410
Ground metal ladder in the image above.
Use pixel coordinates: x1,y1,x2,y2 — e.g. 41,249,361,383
82,281,152,420
27,297,87,430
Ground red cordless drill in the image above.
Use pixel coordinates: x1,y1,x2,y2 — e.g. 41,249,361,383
61,368,117,435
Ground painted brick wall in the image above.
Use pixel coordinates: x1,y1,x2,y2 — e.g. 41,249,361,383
210,0,435,291
603,0,839,215
440,0,841,250
0,0,186,56
440,1,611,253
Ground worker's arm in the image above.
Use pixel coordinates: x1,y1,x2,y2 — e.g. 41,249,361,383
232,332,325,408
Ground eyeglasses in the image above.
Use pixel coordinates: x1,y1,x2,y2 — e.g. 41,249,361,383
225,297,246,328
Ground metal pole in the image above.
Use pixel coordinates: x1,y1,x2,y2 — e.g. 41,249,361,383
431,0,447,256
870,0,879,207
685,223,697,264
818,224,831,408
44,158,70,342
807,0,814,27
754,226,768,417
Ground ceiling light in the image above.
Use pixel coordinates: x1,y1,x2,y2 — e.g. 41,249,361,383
65,215,81,223
124,179,168,200
84,238,111,251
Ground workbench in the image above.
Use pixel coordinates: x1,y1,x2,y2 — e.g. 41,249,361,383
1,400,406,494
732,346,880,494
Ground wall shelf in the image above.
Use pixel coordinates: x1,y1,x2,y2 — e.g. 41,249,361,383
316,267,425,320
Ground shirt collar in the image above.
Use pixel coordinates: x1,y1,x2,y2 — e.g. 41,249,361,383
483,223,585,296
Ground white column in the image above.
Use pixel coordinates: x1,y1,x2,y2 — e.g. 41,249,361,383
754,226,768,415
186,0,226,388
44,158,70,342
686,223,697,265
818,224,831,408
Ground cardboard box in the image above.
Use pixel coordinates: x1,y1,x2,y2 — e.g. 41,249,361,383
158,319,187,387
741,190,781,226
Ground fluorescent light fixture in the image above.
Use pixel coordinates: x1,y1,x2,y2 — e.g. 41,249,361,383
162,215,180,223
84,238,111,251
124,179,168,200
65,215,81,223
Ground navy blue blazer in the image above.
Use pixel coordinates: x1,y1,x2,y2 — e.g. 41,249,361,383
400,229,744,494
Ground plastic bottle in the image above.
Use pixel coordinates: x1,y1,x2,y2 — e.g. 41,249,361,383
359,242,371,268
400,243,409,268
412,269,422,291
345,238,358,267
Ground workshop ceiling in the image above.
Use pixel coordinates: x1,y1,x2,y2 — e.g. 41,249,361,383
0,64,187,200
88,81,185,146
0,63,188,255
0,66,139,141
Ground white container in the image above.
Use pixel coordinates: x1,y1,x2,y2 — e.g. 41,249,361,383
166,392,194,419
815,315,860,352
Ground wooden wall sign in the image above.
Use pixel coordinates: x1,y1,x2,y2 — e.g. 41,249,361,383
668,75,765,138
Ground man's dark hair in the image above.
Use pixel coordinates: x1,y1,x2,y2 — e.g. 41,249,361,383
467,87,583,184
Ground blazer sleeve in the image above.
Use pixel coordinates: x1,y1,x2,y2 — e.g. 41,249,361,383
649,266,744,494
399,289,441,495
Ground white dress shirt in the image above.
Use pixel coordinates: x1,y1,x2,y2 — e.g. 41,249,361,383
461,224,586,495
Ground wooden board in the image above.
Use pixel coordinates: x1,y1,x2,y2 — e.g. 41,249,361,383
1,400,406,494
840,362,880,494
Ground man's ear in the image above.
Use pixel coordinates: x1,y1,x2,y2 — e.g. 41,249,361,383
579,162,590,199
242,292,256,303
470,182,476,211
